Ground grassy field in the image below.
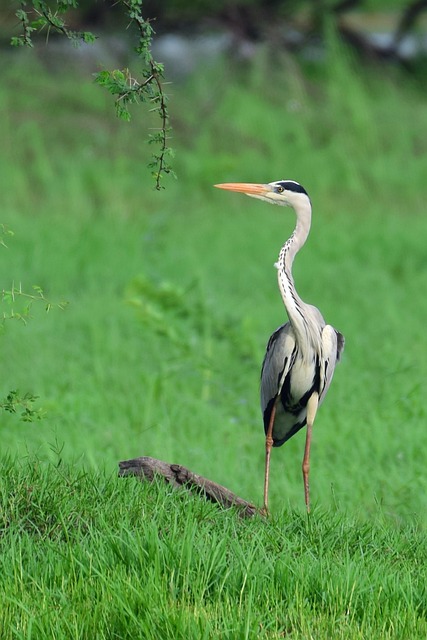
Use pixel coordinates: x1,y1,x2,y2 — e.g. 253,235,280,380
1,43,427,637
1,457,426,639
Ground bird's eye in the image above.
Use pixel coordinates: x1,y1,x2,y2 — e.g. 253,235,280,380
276,186,284,194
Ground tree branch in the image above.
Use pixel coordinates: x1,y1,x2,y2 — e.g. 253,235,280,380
11,0,174,189
119,456,261,518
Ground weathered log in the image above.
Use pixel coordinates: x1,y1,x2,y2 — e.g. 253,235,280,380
119,456,261,519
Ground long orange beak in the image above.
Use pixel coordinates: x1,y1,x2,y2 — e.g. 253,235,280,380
214,182,269,196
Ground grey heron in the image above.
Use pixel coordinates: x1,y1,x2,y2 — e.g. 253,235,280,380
215,180,344,513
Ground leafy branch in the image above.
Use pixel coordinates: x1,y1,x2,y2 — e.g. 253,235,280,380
11,0,96,48
0,390,45,422
11,0,174,189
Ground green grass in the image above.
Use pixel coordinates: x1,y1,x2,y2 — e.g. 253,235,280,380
1,45,427,637
1,457,426,639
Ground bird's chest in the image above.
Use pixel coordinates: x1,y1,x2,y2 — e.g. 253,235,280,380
282,354,320,412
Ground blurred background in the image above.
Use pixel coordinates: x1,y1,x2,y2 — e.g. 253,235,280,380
1,0,426,521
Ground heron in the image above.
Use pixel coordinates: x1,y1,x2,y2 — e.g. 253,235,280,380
214,180,344,513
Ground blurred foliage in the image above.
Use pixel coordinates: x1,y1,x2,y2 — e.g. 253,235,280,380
5,0,427,80
126,274,258,367
2,1,304,31
12,0,409,28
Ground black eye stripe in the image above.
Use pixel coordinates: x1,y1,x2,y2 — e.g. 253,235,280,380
276,180,308,195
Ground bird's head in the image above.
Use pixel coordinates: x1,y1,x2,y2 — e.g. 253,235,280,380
214,180,310,208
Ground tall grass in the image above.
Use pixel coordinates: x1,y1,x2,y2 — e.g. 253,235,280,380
1,456,426,639
0,43,427,637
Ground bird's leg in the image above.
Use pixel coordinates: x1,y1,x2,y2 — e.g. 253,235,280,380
302,391,319,513
263,398,278,515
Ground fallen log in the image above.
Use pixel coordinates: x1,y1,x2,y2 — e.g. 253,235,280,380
118,456,261,519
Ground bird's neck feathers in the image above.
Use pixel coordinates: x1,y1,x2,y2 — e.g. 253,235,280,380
275,200,323,357
276,197,311,289
285,198,312,264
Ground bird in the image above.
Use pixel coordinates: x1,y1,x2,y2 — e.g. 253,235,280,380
214,180,344,513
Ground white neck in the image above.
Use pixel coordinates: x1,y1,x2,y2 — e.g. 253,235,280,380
275,197,321,353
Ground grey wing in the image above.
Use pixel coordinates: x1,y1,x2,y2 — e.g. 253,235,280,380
319,325,345,404
260,323,297,424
